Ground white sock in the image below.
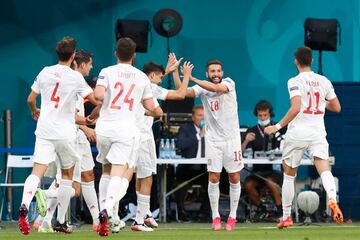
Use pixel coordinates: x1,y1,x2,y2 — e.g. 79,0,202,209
137,191,152,217
104,176,124,218
208,181,220,219
135,193,150,224
44,186,58,198
82,181,100,225
21,174,40,209
229,182,241,218
44,181,58,198
119,178,129,201
147,209,152,217
113,201,120,221
99,175,110,211
43,196,58,226
320,171,337,201
56,179,73,224
282,174,296,219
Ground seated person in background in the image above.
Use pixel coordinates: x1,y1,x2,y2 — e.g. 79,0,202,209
241,100,286,219
175,105,209,221
177,105,205,158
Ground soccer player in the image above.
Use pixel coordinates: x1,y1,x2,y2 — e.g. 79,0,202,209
132,55,193,231
264,46,343,229
20,36,98,235
36,50,100,233
94,37,162,236
185,60,243,231
72,50,100,231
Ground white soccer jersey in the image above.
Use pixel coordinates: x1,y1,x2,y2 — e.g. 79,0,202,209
137,83,167,141
75,96,88,144
192,77,240,141
285,71,337,141
95,63,153,139
31,64,93,140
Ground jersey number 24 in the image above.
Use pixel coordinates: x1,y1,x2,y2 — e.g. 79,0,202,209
111,82,135,111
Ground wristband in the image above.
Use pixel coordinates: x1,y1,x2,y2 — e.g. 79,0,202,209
275,123,282,130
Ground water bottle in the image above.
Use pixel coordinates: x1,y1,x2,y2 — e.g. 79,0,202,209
159,138,165,158
164,138,171,158
243,148,253,170
243,148,253,158
170,139,176,158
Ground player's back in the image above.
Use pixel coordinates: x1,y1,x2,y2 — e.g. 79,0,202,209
96,63,152,140
34,64,92,140
286,71,336,141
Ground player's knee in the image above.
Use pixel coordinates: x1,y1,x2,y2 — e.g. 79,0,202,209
208,173,220,183
228,173,240,184
81,170,94,182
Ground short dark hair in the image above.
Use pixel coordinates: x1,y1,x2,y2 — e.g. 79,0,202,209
206,59,222,70
253,99,274,117
74,50,93,65
295,46,312,67
116,37,136,61
56,36,76,61
192,105,204,115
142,61,165,75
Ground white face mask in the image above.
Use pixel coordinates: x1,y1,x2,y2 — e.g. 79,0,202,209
258,118,270,127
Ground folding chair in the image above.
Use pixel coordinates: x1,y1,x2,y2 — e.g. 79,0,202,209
0,155,33,220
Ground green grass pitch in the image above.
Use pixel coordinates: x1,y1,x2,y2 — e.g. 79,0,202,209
0,222,359,240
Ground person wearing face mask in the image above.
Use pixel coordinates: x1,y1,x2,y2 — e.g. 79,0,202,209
241,100,285,221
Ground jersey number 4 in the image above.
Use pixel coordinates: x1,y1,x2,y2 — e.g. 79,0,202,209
111,82,135,110
303,91,324,115
51,82,60,108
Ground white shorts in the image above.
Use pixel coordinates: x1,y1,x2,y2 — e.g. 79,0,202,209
282,137,329,168
96,135,136,168
135,138,157,178
33,137,80,169
77,141,95,172
206,135,244,173
54,141,94,183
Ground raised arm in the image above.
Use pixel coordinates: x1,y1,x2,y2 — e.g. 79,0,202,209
190,77,229,93
165,61,193,100
264,96,301,135
166,53,183,89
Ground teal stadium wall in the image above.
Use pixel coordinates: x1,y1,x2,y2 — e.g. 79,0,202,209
0,0,359,218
